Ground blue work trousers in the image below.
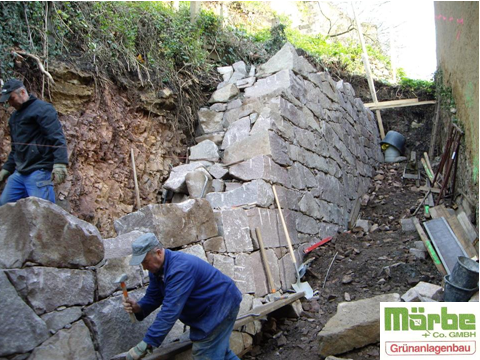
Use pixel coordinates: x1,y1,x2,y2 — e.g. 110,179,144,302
0,169,55,206
192,306,240,360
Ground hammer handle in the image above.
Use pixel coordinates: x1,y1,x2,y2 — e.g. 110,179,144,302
121,282,136,323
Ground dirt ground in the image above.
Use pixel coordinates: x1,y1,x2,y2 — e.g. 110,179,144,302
243,106,444,359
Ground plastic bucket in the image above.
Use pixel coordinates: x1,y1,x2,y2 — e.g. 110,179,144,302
384,146,400,163
381,131,406,155
443,275,478,302
450,256,479,289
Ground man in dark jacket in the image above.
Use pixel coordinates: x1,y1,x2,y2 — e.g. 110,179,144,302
0,79,68,205
123,233,242,360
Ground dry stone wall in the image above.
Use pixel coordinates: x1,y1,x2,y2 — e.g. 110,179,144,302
0,44,383,360
159,42,383,297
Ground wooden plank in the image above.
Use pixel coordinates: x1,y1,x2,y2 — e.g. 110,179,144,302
366,100,436,111
457,211,478,244
112,292,305,360
431,205,477,258
364,98,419,108
418,186,441,194
413,218,447,275
421,158,435,182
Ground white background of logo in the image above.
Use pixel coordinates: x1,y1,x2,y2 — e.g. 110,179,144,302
380,302,478,359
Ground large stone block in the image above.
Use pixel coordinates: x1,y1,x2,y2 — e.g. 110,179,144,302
97,257,143,299
0,271,49,357
295,212,319,235
212,254,235,279
189,140,219,162
206,180,274,209
0,197,104,269
114,199,218,248
248,251,268,297
7,267,95,315
318,293,401,357
288,162,316,190
244,69,305,104
223,130,291,166
234,253,256,294
103,230,145,260
209,83,239,103
197,108,224,134
180,244,208,263
27,320,96,360
163,162,206,193
221,116,251,150
246,208,283,248
256,42,316,77
229,155,290,187
215,209,253,252
186,168,212,198
298,193,324,220
40,306,83,334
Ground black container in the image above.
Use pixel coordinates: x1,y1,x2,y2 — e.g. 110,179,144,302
381,131,406,155
450,256,479,289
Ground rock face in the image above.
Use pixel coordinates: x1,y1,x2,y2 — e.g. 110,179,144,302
0,197,104,269
114,199,218,248
317,293,401,357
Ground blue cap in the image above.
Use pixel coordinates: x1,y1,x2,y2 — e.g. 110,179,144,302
130,233,161,266
1,79,24,102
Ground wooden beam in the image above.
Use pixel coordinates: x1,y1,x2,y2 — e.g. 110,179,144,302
365,98,419,108
366,100,436,111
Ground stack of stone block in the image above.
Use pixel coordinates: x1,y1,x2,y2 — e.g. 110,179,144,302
162,42,383,296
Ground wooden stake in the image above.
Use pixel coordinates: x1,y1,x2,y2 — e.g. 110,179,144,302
130,149,141,210
352,5,385,139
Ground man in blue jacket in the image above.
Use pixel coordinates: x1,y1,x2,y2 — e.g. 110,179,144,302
0,79,68,205
123,233,242,360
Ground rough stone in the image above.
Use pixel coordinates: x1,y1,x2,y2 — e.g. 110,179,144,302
298,193,323,220
102,230,145,259
256,42,315,77
189,140,219,162
229,155,291,187
27,320,96,360
209,103,228,112
401,218,416,232
248,251,268,297
213,254,235,279
206,180,274,209
246,208,283,248
208,163,229,179
401,282,443,302
223,130,291,166
215,209,253,252
233,61,247,75
163,162,206,193
195,131,225,146
0,197,104,269
114,199,218,248
40,307,83,334
221,116,251,150
209,83,239,103
0,271,49,357
97,257,143,299
245,69,305,103
317,293,401,357
211,179,225,193
230,331,245,355
203,236,227,253
236,77,256,89
185,168,212,198
180,244,208,263
234,253,256,294
197,108,224,134
7,267,95,315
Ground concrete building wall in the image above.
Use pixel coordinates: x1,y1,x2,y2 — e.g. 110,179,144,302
434,1,479,217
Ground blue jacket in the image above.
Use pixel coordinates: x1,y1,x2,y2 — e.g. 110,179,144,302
3,95,68,174
136,249,242,347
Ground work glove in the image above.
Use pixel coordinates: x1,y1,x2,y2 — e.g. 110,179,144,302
51,164,67,185
126,340,152,360
0,169,10,183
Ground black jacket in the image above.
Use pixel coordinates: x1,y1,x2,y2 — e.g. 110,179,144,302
2,95,68,174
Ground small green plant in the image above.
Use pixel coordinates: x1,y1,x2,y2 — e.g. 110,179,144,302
434,69,456,110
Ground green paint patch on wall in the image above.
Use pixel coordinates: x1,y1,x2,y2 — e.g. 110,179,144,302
465,82,475,109
473,155,479,183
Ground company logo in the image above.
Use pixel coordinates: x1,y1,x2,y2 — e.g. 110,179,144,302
385,306,476,331
380,303,479,359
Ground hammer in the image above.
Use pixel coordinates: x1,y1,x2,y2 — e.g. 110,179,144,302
114,273,136,323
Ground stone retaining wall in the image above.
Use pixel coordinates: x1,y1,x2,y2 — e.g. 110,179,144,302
0,43,383,360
